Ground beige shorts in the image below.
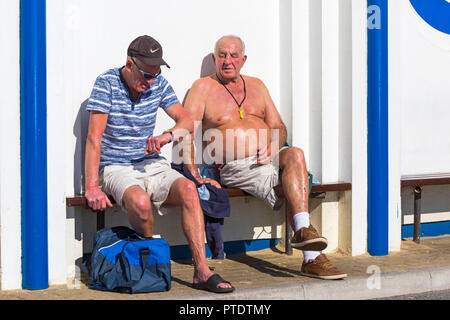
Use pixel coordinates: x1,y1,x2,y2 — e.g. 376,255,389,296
219,148,287,211
100,157,184,216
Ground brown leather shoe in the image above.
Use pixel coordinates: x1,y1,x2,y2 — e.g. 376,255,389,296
291,225,328,251
301,253,347,280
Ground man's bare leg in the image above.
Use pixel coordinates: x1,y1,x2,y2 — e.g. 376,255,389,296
164,177,232,290
276,148,346,279
278,147,309,215
277,147,327,252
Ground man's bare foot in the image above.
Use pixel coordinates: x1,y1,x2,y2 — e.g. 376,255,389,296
193,266,234,293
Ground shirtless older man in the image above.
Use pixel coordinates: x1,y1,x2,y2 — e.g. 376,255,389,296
183,35,346,280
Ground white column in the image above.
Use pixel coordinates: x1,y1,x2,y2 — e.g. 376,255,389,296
321,0,340,183
350,0,368,255
65,0,87,281
320,0,349,252
46,0,68,285
387,0,403,252
47,0,85,284
291,0,323,180
0,0,22,290
291,0,310,157
279,0,292,144
338,0,353,183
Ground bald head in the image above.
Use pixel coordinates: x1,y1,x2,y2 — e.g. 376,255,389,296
214,35,246,56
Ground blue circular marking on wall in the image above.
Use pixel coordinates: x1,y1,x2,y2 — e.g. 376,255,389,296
409,0,450,35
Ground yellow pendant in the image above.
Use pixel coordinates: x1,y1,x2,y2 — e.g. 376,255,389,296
239,109,244,119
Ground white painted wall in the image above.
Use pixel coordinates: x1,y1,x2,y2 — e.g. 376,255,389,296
26,0,367,286
0,0,22,290
45,0,284,285
401,1,450,176
2,0,448,289
351,0,368,255
388,0,403,253
290,0,365,256
390,0,450,237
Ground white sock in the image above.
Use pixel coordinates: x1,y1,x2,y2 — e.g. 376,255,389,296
303,250,321,263
293,212,310,232
293,212,320,263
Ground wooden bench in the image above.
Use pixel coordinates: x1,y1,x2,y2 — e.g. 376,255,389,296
66,183,352,255
401,174,450,243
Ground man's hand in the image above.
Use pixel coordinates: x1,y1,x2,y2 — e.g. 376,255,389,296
257,144,273,165
145,133,172,155
197,177,221,189
85,187,113,211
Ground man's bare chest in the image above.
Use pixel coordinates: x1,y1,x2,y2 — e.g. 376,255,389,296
203,87,266,127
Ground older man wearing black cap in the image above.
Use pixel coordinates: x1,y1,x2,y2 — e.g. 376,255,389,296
84,35,234,293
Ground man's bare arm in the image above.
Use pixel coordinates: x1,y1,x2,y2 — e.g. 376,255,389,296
182,79,221,188
146,102,194,155
85,111,113,210
182,80,206,177
164,102,194,134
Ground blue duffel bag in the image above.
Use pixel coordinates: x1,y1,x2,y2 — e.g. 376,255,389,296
86,226,171,293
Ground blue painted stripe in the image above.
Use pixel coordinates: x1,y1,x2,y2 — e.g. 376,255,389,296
409,0,450,35
402,221,450,238
170,239,278,260
367,0,389,256
20,0,49,289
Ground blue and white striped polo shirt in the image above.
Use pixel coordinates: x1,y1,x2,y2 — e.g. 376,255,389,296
86,67,180,172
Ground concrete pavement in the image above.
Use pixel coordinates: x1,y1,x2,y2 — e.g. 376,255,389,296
0,235,449,300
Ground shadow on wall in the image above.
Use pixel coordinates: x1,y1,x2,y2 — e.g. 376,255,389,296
177,52,217,165
200,53,216,78
73,99,90,195
181,52,215,104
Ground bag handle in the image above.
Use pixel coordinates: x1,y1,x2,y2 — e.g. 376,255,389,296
139,247,150,273
115,238,151,293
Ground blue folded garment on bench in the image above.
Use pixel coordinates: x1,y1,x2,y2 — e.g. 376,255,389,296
171,163,230,219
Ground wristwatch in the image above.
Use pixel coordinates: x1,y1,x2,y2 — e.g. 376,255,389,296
162,129,174,142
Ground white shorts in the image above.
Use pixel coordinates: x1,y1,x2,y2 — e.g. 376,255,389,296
100,157,184,216
219,148,286,211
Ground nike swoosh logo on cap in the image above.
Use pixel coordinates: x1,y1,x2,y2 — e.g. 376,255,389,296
150,48,160,53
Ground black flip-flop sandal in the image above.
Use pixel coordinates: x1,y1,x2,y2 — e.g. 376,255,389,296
192,274,235,293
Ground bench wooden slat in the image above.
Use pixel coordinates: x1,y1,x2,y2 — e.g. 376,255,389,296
226,188,249,197
400,177,450,187
66,195,116,207
66,177,450,206
311,183,352,193
66,183,352,207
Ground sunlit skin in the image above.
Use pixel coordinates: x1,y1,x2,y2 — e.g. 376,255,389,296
122,57,160,100
184,36,309,231
84,56,231,291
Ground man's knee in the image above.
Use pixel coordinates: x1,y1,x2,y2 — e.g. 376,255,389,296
179,180,199,201
281,147,306,166
289,146,305,159
172,179,200,209
125,190,152,221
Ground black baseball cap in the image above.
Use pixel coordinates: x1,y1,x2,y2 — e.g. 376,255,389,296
127,35,170,68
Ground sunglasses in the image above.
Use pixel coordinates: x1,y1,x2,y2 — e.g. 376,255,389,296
131,57,161,80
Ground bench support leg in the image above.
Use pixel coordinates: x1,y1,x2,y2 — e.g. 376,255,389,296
413,186,422,243
285,206,293,255
97,210,105,232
